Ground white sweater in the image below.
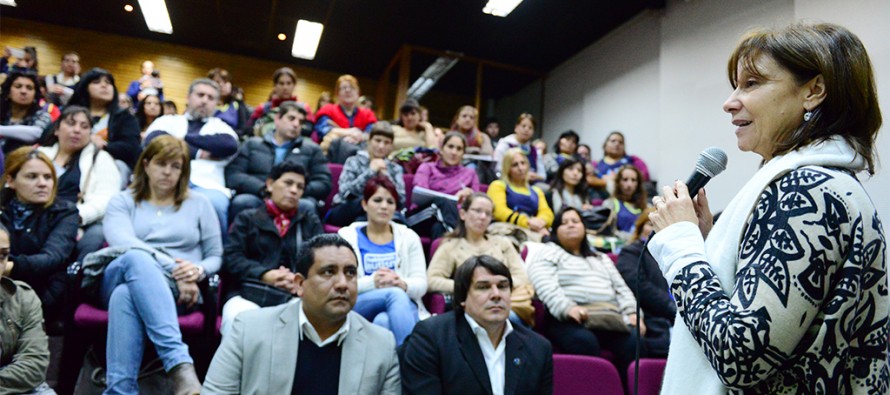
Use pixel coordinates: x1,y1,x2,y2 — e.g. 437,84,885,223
38,143,121,225
338,221,430,319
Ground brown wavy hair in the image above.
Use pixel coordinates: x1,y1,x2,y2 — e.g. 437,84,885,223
1,147,57,208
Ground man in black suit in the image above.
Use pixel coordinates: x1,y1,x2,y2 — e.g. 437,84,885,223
400,255,553,395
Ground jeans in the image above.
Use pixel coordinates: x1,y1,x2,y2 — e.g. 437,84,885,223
190,184,230,234
352,287,418,345
77,222,105,263
100,250,192,395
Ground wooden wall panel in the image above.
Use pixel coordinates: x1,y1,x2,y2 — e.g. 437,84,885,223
0,18,376,113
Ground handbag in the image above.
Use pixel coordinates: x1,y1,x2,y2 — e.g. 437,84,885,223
239,220,302,308
580,301,630,333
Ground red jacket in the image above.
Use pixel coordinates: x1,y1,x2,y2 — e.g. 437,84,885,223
315,103,377,131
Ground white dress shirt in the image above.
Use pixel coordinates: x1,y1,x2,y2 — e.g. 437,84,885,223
299,306,351,347
465,313,513,395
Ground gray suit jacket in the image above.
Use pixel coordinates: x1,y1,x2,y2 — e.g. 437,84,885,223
202,301,400,395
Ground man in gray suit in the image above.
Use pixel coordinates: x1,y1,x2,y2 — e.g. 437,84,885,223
203,234,400,394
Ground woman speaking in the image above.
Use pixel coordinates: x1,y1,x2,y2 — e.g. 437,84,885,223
648,23,887,394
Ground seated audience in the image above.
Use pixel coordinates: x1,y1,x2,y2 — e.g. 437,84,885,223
100,135,221,394
494,114,544,182
482,116,500,146
327,121,405,227
526,207,644,378
615,208,674,357
1,147,78,327
135,93,162,139
449,105,492,156
487,148,553,240
588,131,650,194
549,157,593,212
577,143,592,163
315,91,331,113
337,176,427,345
126,60,164,103
38,106,120,263
203,234,400,394
400,255,553,395
67,68,142,173
144,78,239,233
163,100,178,115
1,46,38,74
44,51,80,106
410,131,479,239
225,101,330,220
207,68,250,136
248,67,314,135
542,130,580,180
391,99,436,151
0,223,56,395
358,95,374,111
221,161,323,336
601,164,647,240
0,71,51,154
427,193,535,326
316,75,378,163
117,93,134,114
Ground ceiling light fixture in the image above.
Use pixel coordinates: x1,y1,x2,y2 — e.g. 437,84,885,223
406,55,460,100
124,4,134,12
277,33,287,41
0,0,17,7
482,0,522,17
137,0,173,34
291,19,324,60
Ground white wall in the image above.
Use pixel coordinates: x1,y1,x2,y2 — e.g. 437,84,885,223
543,0,890,221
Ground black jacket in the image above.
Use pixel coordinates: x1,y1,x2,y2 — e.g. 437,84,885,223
615,240,676,321
103,109,142,169
225,134,331,203
222,202,322,301
2,199,78,310
400,311,553,395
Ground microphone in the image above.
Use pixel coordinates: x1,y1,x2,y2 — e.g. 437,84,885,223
685,147,728,197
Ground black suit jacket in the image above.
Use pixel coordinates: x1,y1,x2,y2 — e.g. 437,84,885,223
400,311,553,395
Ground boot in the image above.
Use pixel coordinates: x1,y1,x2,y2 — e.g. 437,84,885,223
168,362,202,395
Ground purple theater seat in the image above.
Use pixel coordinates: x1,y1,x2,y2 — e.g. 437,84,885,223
606,252,618,264
627,358,666,395
478,183,488,193
423,293,447,315
321,163,344,219
553,354,624,395
324,224,340,233
73,304,206,335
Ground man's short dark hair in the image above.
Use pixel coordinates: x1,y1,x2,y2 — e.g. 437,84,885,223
295,234,357,277
452,255,513,311
368,121,394,141
276,101,308,119
268,160,306,182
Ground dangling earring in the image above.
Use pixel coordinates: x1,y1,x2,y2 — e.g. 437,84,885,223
803,111,813,122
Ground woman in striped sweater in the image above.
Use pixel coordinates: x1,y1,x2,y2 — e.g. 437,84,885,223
526,206,644,376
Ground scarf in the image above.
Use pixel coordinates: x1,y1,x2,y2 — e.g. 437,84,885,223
265,199,296,237
652,136,865,394
8,198,35,231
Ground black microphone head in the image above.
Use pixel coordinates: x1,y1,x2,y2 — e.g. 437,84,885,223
695,147,728,178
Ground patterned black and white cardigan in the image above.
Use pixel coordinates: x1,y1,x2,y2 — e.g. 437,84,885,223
658,166,888,394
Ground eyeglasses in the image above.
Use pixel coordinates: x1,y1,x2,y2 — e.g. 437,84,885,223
468,207,492,218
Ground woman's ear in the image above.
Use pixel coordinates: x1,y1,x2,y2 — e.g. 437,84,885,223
5,175,14,189
803,74,827,110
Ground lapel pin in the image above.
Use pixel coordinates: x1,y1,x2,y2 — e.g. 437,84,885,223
513,358,521,366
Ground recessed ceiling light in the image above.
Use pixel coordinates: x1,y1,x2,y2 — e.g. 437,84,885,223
137,0,173,34
277,33,287,41
482,0,522,17
0,0,17,7
291,20,323,60
124,4,134,12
